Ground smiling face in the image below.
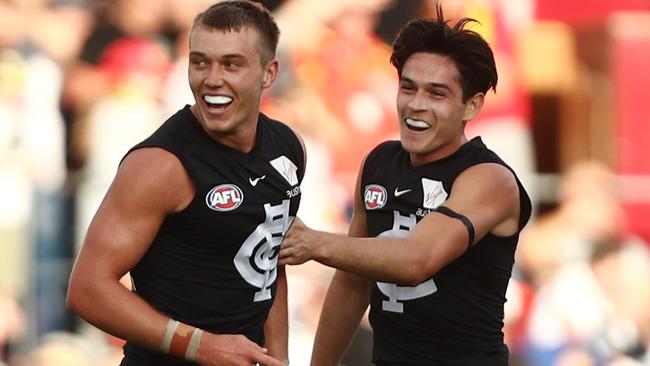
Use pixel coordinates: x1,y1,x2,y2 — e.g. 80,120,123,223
188,25,277,152
397,52,484,166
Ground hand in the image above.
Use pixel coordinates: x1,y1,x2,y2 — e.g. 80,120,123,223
279,217,319,266
195,333,286,366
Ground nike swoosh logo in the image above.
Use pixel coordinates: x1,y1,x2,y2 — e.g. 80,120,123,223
249,175,266,187
394,187,411,197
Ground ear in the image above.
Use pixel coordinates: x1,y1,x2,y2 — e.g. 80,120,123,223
262,59,279,89
462,93,485,121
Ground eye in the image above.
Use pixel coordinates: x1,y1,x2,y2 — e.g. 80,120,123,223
190,58,209,68
222,58,246,71
224,62,239,70
427,88,448,98
399,83,415,93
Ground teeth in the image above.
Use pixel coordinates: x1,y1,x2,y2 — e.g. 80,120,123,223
204,95,232,105
405,118,430,129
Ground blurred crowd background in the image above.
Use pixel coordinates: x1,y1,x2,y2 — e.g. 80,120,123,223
1,0,650,365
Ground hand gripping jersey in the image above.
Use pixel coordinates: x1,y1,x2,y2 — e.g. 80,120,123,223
362,137,531,366
120,106,304,365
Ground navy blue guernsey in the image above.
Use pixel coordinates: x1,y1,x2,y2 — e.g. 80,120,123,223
120,106,304,365
362,137,531,366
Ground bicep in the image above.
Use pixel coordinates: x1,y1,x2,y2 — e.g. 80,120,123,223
74,148,193,279
443,163,520,240
408,163,519,271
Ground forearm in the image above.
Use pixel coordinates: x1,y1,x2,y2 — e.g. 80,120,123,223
312,232,427,285
67,275,168,351
312,270,370,366
264,266,288,362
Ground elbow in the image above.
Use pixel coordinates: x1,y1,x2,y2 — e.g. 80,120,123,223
66,278,83,316
66,274,94,319
401,273,432,288
397,257,436,287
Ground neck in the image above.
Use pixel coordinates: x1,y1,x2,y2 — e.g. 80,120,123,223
409,135,468,166
189,105,258,153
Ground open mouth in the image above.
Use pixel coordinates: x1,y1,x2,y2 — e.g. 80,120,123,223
203,95,233,110
405,117,431,132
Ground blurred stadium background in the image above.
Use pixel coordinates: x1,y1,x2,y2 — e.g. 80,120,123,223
1,0,649,365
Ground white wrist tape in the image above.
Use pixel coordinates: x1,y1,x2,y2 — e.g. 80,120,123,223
185,327,203,361
160,319,179,353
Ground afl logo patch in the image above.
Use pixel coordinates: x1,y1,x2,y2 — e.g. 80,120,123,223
364,184,387,210
206,184,244,212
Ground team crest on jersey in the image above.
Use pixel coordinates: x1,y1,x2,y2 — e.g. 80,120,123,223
421,178,447,209
234,200,292,302
270,155,299,186
364,184,387,210
205,184,244,212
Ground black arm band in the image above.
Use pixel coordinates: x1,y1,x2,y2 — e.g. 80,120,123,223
435,206,475,251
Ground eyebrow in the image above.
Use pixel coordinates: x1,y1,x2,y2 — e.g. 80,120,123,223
188,51,247,61
189,51,207,58
400,76,453,92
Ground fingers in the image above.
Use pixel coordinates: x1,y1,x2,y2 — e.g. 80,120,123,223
279,216,316,266
280,217,299,265
278,247,296,266
200,333,281,366
251,345,284,366
278,242,309,266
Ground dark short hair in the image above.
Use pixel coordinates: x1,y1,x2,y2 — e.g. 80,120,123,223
191,0,280,64
390,5,497,102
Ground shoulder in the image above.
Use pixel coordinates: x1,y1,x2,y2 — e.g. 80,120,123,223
118,147,194,213
260,112,296,137
358,141,402,191
450,138,520,202
453,162,522,231
361,140,402,176
157,105,193,131
366,140,401,163
129,106,197,158
122,147,184,173
456,138,532,227
457,162,518,192
133,107,191,144
455,137,520,203
161,106,195,136
260,112,306,167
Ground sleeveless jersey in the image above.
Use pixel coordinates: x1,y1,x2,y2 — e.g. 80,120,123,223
120,106,304,365
362,137,531,366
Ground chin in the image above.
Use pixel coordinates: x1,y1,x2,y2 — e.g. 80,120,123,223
402,144,422,155
400,140,419,154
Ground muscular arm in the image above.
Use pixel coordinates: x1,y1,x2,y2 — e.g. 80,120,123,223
68,148,284,366
281,163,522,286
67,148,193,350
311,162,372,366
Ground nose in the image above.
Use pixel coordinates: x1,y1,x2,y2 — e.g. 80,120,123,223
407,90,428,111
205,65,225,88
